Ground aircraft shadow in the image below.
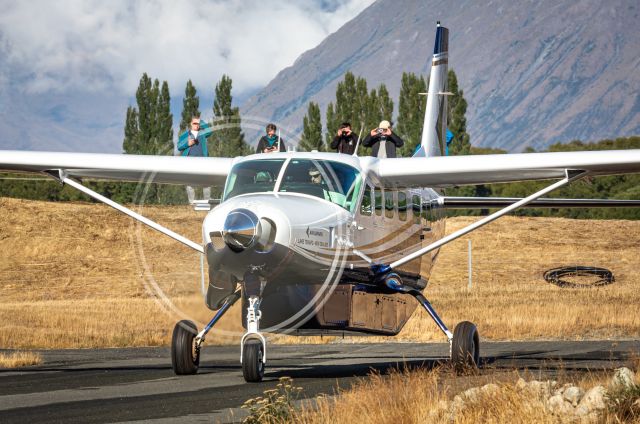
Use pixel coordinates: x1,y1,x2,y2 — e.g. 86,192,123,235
266,358,444,379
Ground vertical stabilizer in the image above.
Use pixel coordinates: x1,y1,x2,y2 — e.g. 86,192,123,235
414,23,449,157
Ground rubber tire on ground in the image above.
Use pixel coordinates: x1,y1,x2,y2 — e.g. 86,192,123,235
451,321,480,373
171,320,200,375
242,339,265,382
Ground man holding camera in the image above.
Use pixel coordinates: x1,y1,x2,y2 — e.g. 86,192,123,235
330,122,358,154
362,120,404,158
177,114,213,202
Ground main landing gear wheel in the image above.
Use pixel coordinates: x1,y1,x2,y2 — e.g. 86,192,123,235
171,320,200,375
451,321,480,373
242,339,265,382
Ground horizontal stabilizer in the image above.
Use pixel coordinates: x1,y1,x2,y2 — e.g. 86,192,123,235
441,196,640,209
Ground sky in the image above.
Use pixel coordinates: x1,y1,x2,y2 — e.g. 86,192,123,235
0,0,374,152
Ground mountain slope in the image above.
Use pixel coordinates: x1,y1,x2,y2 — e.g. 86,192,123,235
241,0,640,151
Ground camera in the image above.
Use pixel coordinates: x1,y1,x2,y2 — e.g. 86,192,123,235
376,128,385,134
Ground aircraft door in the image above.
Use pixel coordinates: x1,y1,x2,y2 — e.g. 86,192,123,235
354,183,376,250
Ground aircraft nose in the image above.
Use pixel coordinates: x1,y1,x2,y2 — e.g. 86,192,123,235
223,208,260,252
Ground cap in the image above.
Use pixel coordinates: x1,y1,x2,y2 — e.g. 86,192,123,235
378,120,391,129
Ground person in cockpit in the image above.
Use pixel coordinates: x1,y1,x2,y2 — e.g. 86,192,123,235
309,168,346,205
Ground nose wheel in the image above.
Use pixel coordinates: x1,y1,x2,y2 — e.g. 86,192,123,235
240,295,266,382
242,339,265,382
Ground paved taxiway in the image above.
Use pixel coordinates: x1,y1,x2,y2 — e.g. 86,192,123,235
1,341,638,423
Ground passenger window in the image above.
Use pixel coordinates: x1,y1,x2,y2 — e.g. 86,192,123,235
398,192,407,221
412,194,421,224
360,186,372,216
374,188,382,216
384,190,394,219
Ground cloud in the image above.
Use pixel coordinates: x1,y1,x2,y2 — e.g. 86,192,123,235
0,0,374,97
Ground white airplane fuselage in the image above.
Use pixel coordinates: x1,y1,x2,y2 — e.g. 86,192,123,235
202,152,446,335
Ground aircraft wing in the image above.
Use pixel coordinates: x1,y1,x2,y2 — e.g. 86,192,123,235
373,150,640,187
441,197,640,208
0,151,234,186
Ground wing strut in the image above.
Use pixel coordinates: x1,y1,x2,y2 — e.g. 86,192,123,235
46,170,204,253
382,170,588,271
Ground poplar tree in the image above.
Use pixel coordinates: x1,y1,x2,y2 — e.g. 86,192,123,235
123,106,139,154
179,79,200,133
324,102,337,150
396,72,427,156
447,69,471,156
155,81,174,155
299,102,323,151
325,72,370,150
209,74,249,157
444,69,480,214
119,73,180,203
367,83,393,128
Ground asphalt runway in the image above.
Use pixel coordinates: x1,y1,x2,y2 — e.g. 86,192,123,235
1,340,638,423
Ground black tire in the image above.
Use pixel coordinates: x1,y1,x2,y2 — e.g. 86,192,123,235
451,321,480,373
171,320,199,375
242,339,265,382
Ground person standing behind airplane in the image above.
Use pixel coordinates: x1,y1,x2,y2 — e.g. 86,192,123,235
177,115,212,202
330,122,358,154
362,120,404,158
256,123,286,153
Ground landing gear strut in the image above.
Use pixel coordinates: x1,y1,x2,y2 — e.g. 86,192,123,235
171,289,241,375
382,273,480,373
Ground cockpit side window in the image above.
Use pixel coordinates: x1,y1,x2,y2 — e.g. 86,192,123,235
360,185,372,216
398,191,407,221
412,194,421,224
223,159,286,200
374,187,382,216
384,190,395,219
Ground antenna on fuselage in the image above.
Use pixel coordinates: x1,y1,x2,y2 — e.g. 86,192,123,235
352,123,365,157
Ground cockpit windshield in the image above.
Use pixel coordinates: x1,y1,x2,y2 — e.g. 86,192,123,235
278,159,361,211
223,158,361,212
223,159,285,200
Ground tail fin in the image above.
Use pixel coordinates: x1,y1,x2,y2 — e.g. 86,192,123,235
413,22,449,158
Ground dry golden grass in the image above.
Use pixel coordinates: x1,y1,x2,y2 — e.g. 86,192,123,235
294,365,640,424
1,197,639,349
0,351,42,368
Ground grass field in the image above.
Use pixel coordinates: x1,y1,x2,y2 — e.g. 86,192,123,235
1,197,639,349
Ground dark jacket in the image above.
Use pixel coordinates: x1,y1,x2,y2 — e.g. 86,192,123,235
330,133,359,154
362,132,404,158
256,136,286,153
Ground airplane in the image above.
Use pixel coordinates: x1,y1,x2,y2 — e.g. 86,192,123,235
2,23,640,383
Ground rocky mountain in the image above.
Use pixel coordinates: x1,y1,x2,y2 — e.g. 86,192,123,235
241,0,640,152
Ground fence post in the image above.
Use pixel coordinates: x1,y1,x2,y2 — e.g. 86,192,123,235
468,239,473,289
